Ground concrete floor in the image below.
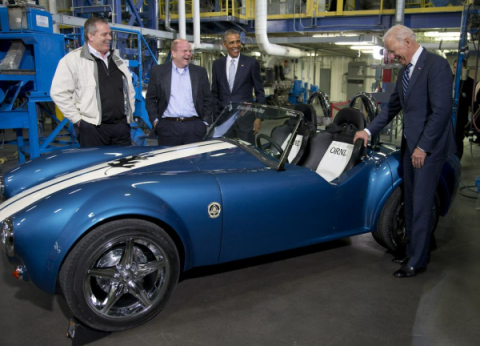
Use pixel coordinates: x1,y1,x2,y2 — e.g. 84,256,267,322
0,133,479,346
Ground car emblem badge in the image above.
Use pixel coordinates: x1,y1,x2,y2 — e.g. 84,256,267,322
208,202,221,218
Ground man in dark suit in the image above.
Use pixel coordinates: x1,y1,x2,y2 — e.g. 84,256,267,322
354,25,456,278
146,39,213,146
211,29,265,144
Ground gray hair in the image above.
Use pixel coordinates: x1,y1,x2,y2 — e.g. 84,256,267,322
383,25,416,44
84,17,109,42
223,29,240,42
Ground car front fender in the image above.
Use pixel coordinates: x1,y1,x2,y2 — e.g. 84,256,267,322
12,173,223,294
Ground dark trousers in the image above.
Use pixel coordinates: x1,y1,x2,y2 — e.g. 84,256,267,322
77,118,131,147
155,118,206,146
402,148,444,269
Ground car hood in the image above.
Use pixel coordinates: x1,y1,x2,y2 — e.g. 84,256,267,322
0,140,261,221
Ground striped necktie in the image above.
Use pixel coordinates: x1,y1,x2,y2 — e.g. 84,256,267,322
402,63,412,100
228,59,236,92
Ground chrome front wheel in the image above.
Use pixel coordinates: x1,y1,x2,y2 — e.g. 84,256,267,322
60,219,180,331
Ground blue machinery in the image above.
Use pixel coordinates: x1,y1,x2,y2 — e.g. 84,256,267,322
288,80,318,105
0,4,75,162
0,2,165,162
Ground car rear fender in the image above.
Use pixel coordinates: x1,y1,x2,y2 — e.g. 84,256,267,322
368,153,401,229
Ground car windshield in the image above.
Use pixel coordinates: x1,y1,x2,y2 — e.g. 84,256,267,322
205,103,304,170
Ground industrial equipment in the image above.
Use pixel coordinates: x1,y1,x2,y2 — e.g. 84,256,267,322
288,80,319,105
346,61,367,100
0,1,77,162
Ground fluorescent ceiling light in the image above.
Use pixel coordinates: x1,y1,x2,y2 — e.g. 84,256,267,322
312,33,357,38
424,31,460,37
433,37,460,41
350,45,374,50
335,41,374,46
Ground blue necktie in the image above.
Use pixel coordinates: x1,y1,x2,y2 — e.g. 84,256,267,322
228,59,236,92
402,63,412,100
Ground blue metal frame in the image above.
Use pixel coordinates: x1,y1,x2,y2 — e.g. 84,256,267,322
452,5,478,129
0,14,79,162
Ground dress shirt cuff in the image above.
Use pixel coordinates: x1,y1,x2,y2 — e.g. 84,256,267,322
364,128,372,136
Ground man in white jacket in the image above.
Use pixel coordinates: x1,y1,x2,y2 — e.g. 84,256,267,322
51,17,135,147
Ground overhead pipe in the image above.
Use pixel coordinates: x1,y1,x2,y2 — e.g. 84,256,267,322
192,0,223,51
164,0,176,33
40,0,59,33
178,0,186,39
255,0,308,58
394,0,405,25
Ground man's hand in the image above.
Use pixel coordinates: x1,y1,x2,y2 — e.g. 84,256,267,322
253,118,262,134
353,130,369,147
411,148,427,169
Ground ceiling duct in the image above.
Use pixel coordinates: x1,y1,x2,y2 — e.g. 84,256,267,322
192,0,223,51
394,0,406,25
255,0,308,58
178,0,186,39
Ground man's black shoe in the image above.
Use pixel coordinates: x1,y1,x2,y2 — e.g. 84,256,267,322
393,266,426,278
392,255,409,264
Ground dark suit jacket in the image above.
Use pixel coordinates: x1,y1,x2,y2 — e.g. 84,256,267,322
145,62,213,125
211,54,265,115
368,49,456,161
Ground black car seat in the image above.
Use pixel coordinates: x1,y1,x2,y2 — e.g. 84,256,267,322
270,104,317,164
302,107,366,181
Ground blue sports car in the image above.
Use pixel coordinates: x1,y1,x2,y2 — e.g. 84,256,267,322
0,102,460,332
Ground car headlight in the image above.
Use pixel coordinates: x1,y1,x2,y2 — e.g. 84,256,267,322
0,217,14,256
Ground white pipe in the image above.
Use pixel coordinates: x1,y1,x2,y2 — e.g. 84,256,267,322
192,0,223,51
38,0,60,34
255,0,307,58
178,0,186,39
394,0,405,25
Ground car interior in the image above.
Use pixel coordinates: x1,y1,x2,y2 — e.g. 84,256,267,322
301,107,366,181
259,102,366,181
268,103,317,164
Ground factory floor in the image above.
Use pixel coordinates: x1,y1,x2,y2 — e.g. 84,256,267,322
0,129,479,346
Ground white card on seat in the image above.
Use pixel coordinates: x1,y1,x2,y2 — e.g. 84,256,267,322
316,141,354,181
281,134,303,163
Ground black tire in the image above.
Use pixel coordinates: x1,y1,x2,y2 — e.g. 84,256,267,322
59,219,180,332
373,187,440,255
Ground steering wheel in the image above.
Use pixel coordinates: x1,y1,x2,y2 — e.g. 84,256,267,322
256,134,284,157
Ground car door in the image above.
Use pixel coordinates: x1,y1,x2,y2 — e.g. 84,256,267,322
215,163,371,263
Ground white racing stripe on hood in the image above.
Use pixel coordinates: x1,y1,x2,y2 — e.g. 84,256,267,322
0,141,236,220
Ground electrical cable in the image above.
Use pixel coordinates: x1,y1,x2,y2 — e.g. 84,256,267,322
458,180,479,199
